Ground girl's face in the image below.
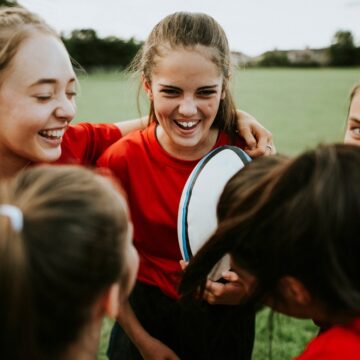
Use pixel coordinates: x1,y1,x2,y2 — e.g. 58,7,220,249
0,33,76,167
344,90,360,146
143,46,225,160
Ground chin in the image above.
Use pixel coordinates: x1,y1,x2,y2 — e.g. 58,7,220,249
39,148,62,163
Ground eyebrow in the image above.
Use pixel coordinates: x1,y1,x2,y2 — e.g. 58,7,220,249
29,78,76,87
348,116,360,124
159,84,220,90
198,85,219,90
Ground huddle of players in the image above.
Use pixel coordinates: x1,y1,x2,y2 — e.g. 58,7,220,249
1,6,360,360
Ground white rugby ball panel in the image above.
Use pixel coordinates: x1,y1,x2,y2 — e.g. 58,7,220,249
178,146,251,264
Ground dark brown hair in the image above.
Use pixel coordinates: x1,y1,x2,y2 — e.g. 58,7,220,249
181,144,360,318
180,154,288,300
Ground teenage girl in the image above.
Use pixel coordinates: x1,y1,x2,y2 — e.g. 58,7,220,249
182,143,360,359
98,12,268,360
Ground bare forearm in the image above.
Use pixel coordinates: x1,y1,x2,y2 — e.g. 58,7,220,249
114,116,148,136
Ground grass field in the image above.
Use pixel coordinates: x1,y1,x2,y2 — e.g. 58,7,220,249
75,68,360,360
76,68,360,155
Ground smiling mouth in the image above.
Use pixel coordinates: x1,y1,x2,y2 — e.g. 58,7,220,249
174,120,200,130
38,128,66,140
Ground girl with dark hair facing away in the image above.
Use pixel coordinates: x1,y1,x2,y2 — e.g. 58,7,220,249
181,143,360,359
0,165,139,360
98,11,273,360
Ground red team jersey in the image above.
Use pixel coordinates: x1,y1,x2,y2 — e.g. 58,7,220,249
295,318,360,359
98,122,244,299
55,123,122,165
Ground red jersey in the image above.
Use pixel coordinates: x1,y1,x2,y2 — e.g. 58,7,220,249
295,318,360,359
55,123,121,165
97,122,244,299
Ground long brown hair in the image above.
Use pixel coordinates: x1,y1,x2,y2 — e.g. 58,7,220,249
0,165,129,359
129,12,238,136
181,144,360,318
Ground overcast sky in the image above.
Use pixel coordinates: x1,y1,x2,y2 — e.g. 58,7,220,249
19,0,360,56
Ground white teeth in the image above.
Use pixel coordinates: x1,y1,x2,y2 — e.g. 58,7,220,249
39,128,65,138
175,121,198,128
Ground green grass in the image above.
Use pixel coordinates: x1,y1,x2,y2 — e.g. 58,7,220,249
75,68,360,359
76,68,360,155
233,68,358,154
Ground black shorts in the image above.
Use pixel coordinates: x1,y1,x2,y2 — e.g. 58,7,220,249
108,281,255,360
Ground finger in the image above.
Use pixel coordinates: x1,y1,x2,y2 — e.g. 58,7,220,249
244,130,270,158
203,290,217,304
179,260,188,271
221,270,240,282
238,127,256,150
205,279,214,293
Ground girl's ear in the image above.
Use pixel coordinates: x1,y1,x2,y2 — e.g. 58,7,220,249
142,73,153,100
280,276,311,305
101,283,120,319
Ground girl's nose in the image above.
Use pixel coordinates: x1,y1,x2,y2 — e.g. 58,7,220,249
55,97,76,122
178,97,197,117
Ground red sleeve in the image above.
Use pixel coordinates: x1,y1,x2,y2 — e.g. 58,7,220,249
96,137,130,193
58,123,122,165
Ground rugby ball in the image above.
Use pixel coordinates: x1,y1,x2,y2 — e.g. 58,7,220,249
178,145,251,280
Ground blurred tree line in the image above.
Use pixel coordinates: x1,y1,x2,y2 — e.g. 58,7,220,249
1,0,359,68
257,30,360,67
0,0,17,6
329,30,360,66
61,29,142,71
0,0,142,71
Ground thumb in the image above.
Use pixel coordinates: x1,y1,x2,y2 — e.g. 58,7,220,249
221,270,239,282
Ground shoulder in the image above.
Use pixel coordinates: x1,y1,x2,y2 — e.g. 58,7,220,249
296,321,360,359
97,127,150,167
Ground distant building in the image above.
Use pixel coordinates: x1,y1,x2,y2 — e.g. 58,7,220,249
231,51,253,67
232,47,330,67
286,47,329,66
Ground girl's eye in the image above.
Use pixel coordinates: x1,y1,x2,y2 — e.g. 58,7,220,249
197,89,217,96
66,91,77,99
34,94,52,102
351,127,360,136
160,89,180,96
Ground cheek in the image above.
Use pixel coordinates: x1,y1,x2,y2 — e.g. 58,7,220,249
121,246,139,298
153,96,172,112
12,104,51,131
344,129,360,146
344,131,351,144
204,97,222,115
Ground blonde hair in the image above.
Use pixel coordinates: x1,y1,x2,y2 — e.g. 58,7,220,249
0,7,58,86
0,165,129,359
130,12,238,137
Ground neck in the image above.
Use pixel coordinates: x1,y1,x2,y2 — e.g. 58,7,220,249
61,317,102,360
0,151,32,178
156,126,219,161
